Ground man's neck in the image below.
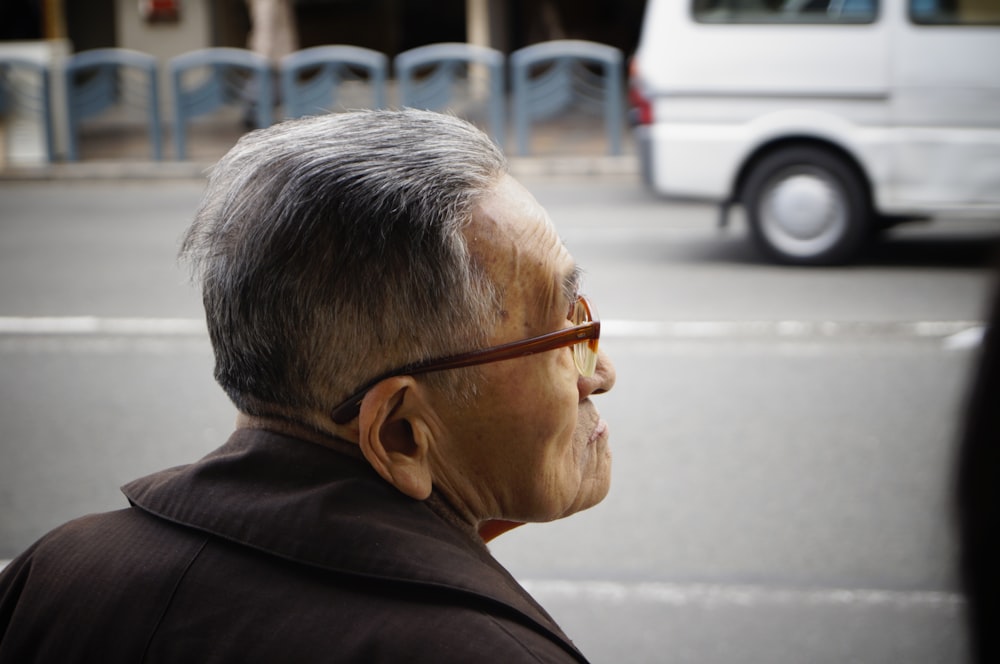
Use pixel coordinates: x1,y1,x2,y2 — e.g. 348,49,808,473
234,411,523,544
235,411,363,459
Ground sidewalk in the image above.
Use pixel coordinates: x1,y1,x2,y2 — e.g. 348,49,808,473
0,110,639,180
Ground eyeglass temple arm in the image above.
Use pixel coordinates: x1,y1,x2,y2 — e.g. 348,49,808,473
329,321,599,425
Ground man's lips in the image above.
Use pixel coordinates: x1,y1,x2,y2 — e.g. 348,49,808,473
588,418,608,445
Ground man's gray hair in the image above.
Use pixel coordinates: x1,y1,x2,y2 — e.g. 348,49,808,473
180,109,508,418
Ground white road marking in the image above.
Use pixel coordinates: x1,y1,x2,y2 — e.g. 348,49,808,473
0,317,206,335
0,555,957,612
603,319,984,341
0,316,983,337
942,326,987,350
520,579,963,611
0,317,985,351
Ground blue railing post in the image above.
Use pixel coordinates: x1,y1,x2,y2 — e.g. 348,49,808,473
168,48,273,160
394,43,506,148
0,56,54,163
63,49,162,161
281,46,388,119
510,40,624,156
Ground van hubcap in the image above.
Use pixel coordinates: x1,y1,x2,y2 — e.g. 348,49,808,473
763,174,841,240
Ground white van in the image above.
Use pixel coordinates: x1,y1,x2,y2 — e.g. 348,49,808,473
629,0,1000,264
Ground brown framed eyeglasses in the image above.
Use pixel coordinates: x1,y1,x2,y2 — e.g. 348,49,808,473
330,295,600,424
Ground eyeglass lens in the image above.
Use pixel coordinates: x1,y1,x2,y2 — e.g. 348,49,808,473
573,297,599,377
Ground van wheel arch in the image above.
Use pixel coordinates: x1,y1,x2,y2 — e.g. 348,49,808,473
736,141,874,265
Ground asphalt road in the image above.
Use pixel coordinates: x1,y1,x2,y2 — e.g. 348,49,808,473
2,177,999,663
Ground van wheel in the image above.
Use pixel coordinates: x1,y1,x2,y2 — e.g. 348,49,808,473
742,147,870,265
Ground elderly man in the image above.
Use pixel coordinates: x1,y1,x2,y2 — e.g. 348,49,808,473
0,110,615,663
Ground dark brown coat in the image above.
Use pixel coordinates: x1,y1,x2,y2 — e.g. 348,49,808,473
0,429,590,663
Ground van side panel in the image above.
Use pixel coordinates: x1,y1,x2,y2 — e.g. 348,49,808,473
889,3,1000,207
633,0,1000,216
634,0,890,200
643,100,892,201
639,5,889,97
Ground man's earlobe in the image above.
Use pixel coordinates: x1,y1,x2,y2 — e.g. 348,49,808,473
357,377,434,501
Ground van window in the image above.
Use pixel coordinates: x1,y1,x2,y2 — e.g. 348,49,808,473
693,0,878,23
910,0,1000,25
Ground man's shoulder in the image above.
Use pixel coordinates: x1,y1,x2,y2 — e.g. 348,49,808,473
23,507,205,574
134,533,589,663
0,508,209,662
369,592,591,663
0,506,589,664
2,507,207,615
0,433,591,664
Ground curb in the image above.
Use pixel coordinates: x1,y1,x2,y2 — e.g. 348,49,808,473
0,155,639,182
508,155,638,178
0,161,211,181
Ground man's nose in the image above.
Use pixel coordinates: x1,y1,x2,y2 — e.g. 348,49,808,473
579,348,616,398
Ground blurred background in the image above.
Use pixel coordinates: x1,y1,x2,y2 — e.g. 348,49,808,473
2,1,999,662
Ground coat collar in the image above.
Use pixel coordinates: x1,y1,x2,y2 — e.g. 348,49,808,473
122,427,586,661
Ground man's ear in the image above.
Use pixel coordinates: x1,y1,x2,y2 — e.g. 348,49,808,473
357,376,434,501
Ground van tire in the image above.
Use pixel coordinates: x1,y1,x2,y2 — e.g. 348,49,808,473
742,147,870,265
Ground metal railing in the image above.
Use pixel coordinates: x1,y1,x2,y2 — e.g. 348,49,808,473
64,48,162,161
1,41,625,162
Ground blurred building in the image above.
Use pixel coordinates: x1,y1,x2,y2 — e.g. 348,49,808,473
3,0,646,62
0,0,643,164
